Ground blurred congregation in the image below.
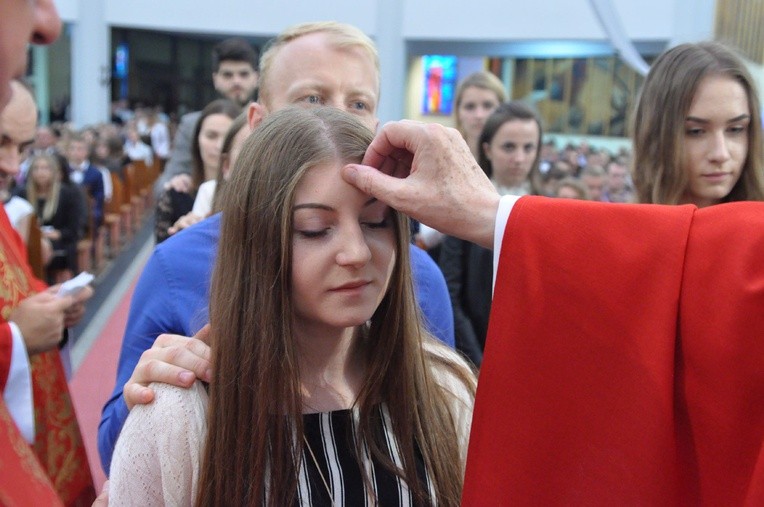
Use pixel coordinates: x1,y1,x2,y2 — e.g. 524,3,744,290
4,108,163,284
3,0,764,505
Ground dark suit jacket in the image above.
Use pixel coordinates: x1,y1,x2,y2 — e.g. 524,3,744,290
439,235,493,367
69,163,105,228
21,182,86,272
154,111,200,198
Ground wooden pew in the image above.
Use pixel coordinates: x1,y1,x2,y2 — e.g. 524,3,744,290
26,214,45,280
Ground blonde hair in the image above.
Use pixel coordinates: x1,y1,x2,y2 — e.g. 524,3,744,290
197,106,475,506
26,154,61,221
454,71,507,139
258,21,379,107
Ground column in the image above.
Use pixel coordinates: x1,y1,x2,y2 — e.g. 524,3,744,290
31,46,50,124
375,0,406,124
70,0,110,127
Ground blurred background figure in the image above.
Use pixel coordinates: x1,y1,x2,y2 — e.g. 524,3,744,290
415,70,506,258
440,101,542,367
156,37,259,196
554,176,590,200
22,153,86,283
580,165,606,201
154,99,240,243
602,158,634,203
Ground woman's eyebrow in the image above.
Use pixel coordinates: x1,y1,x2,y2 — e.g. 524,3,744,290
685,113,750,124
293,197,378,212
293,203,333,211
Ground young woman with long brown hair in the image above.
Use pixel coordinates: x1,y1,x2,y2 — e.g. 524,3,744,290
109,106,475,506
631,41,764,206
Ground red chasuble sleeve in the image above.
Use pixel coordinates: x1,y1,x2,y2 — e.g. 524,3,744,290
462,196,694,505
676,201,764,504
462,197,764,505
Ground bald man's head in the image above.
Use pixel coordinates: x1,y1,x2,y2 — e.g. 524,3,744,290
0,80,38,177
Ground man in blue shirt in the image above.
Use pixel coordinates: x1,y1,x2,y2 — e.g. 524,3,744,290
98,21,454,473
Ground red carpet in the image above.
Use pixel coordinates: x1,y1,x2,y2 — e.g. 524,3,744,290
69,276,139,491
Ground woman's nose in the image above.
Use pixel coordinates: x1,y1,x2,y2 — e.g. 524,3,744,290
336,225,372,267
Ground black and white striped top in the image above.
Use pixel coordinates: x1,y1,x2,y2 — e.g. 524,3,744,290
297,405,433,506
108,342,474,506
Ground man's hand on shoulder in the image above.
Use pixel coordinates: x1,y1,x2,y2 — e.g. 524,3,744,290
123,325,212,410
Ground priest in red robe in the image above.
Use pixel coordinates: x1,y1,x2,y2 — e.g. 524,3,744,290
0,80,95,505
342,120,764,505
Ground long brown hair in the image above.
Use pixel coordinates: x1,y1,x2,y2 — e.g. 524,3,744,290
631,41,764,204
197,107,474,506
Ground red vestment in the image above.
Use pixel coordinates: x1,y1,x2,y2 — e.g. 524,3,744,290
462,197,764,505
0,398,62,506
0,206,95,506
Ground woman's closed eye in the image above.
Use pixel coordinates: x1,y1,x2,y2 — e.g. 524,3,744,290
727,124,747,135
362,217,390,229
297,228,329,239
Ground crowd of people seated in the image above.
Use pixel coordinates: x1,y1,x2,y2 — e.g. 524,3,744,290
4,103,171,284
538,140,635,201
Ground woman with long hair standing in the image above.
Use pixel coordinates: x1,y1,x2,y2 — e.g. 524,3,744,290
154,99,241,243
632,41,764,206
23,153,85,283
454,71,506,158
110,107,476,506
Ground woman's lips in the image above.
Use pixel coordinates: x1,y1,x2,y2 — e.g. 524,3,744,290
701,172,730,182
331,280,371,292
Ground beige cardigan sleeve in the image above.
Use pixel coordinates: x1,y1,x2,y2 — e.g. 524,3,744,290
108,381,209,506
425,340,476,468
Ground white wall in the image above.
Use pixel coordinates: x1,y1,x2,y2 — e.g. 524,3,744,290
59,0,687,41
55,0,78,21
103,0,377,37
402,0,673,41
50,0,716,126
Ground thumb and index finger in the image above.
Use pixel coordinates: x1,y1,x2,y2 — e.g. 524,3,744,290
342,120,422,203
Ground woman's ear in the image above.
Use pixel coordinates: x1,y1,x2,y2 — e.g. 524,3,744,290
482,142,491,160
221,154,231,180
248,103,267,131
